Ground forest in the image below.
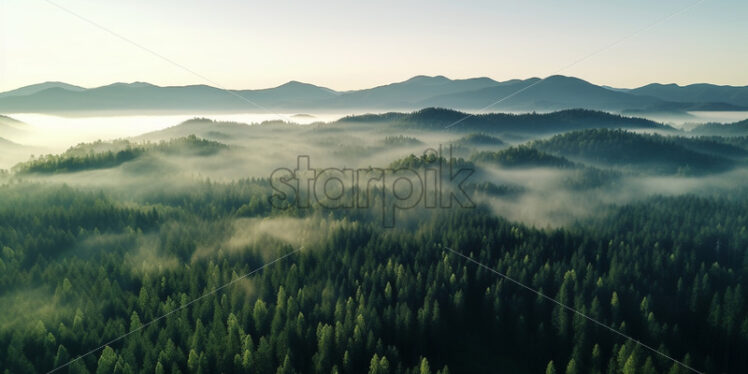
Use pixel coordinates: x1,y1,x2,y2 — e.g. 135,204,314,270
1,110,748,374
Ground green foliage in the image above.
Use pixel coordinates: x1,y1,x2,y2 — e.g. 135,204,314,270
463,181,524,197
472,145,575,169
533,129,736,175
691,119,748,136
382,136,423,146
1,176,748,374
454,133,505,146
545,361,557,374
13,135,228,174
338,108,667,133
389,153,474,170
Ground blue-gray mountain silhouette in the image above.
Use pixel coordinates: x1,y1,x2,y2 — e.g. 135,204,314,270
0,75,746,113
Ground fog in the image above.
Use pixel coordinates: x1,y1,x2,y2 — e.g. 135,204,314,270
478,165,748,227
5,109,748,232
6,112,344,150
4,108,748,353
635,110,748,130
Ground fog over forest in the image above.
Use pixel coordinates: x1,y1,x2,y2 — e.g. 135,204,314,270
6,0,748,371
3,84,748,374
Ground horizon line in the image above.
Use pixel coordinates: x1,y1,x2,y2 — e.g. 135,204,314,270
4,74,748,94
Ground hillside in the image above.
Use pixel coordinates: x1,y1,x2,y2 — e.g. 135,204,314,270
0,114,29,140
13,136,228,174
691,119,748,136
136,118,258,142
454,133,506,146
471,146,575,169
388,153,474,170
0,136,24,148
0,136,36,170
533,129,736,175
337,108,670,134
0,82,336,113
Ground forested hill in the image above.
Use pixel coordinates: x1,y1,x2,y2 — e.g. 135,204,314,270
453,133,506,146
335,108,671,134
691,119,748,136
471,146,576,169
12,136,228,174
136,118,254,142
532,129,742,175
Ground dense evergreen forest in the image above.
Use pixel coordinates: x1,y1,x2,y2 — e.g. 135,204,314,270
471,146,575,169
336,108,668,134
13,136,228,175
2,115,748,374
1,180,747,374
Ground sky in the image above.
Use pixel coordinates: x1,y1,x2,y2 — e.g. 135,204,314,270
1,0,747,92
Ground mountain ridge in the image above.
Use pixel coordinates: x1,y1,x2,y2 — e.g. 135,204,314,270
2,75,748,113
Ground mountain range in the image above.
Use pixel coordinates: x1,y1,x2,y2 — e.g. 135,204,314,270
1,75,747,114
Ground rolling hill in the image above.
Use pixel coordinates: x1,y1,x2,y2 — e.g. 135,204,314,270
454,134,506,146
691,119,748,136
135,118,255,142
472,146,575,169
335,107,671,134
532,129,736,175
0,114,30,140
0,136,23,149
12,136,228,174
0,135,36,170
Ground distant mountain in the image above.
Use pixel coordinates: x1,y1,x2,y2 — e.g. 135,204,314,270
0,83,229,112
0,81,337,113
630,83,748,108
319,75,501,109
237,81,339,107
336,107,671,134
1,75,746,113
420,75,666,111
0,81,84,98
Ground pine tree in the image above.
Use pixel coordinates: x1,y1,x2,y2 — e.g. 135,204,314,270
545,360,557,374
276,354,296,374
564,358,577,374
419,357,431,374
96,347,118,374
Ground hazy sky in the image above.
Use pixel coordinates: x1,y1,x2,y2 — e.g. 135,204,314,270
1,0,746,92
